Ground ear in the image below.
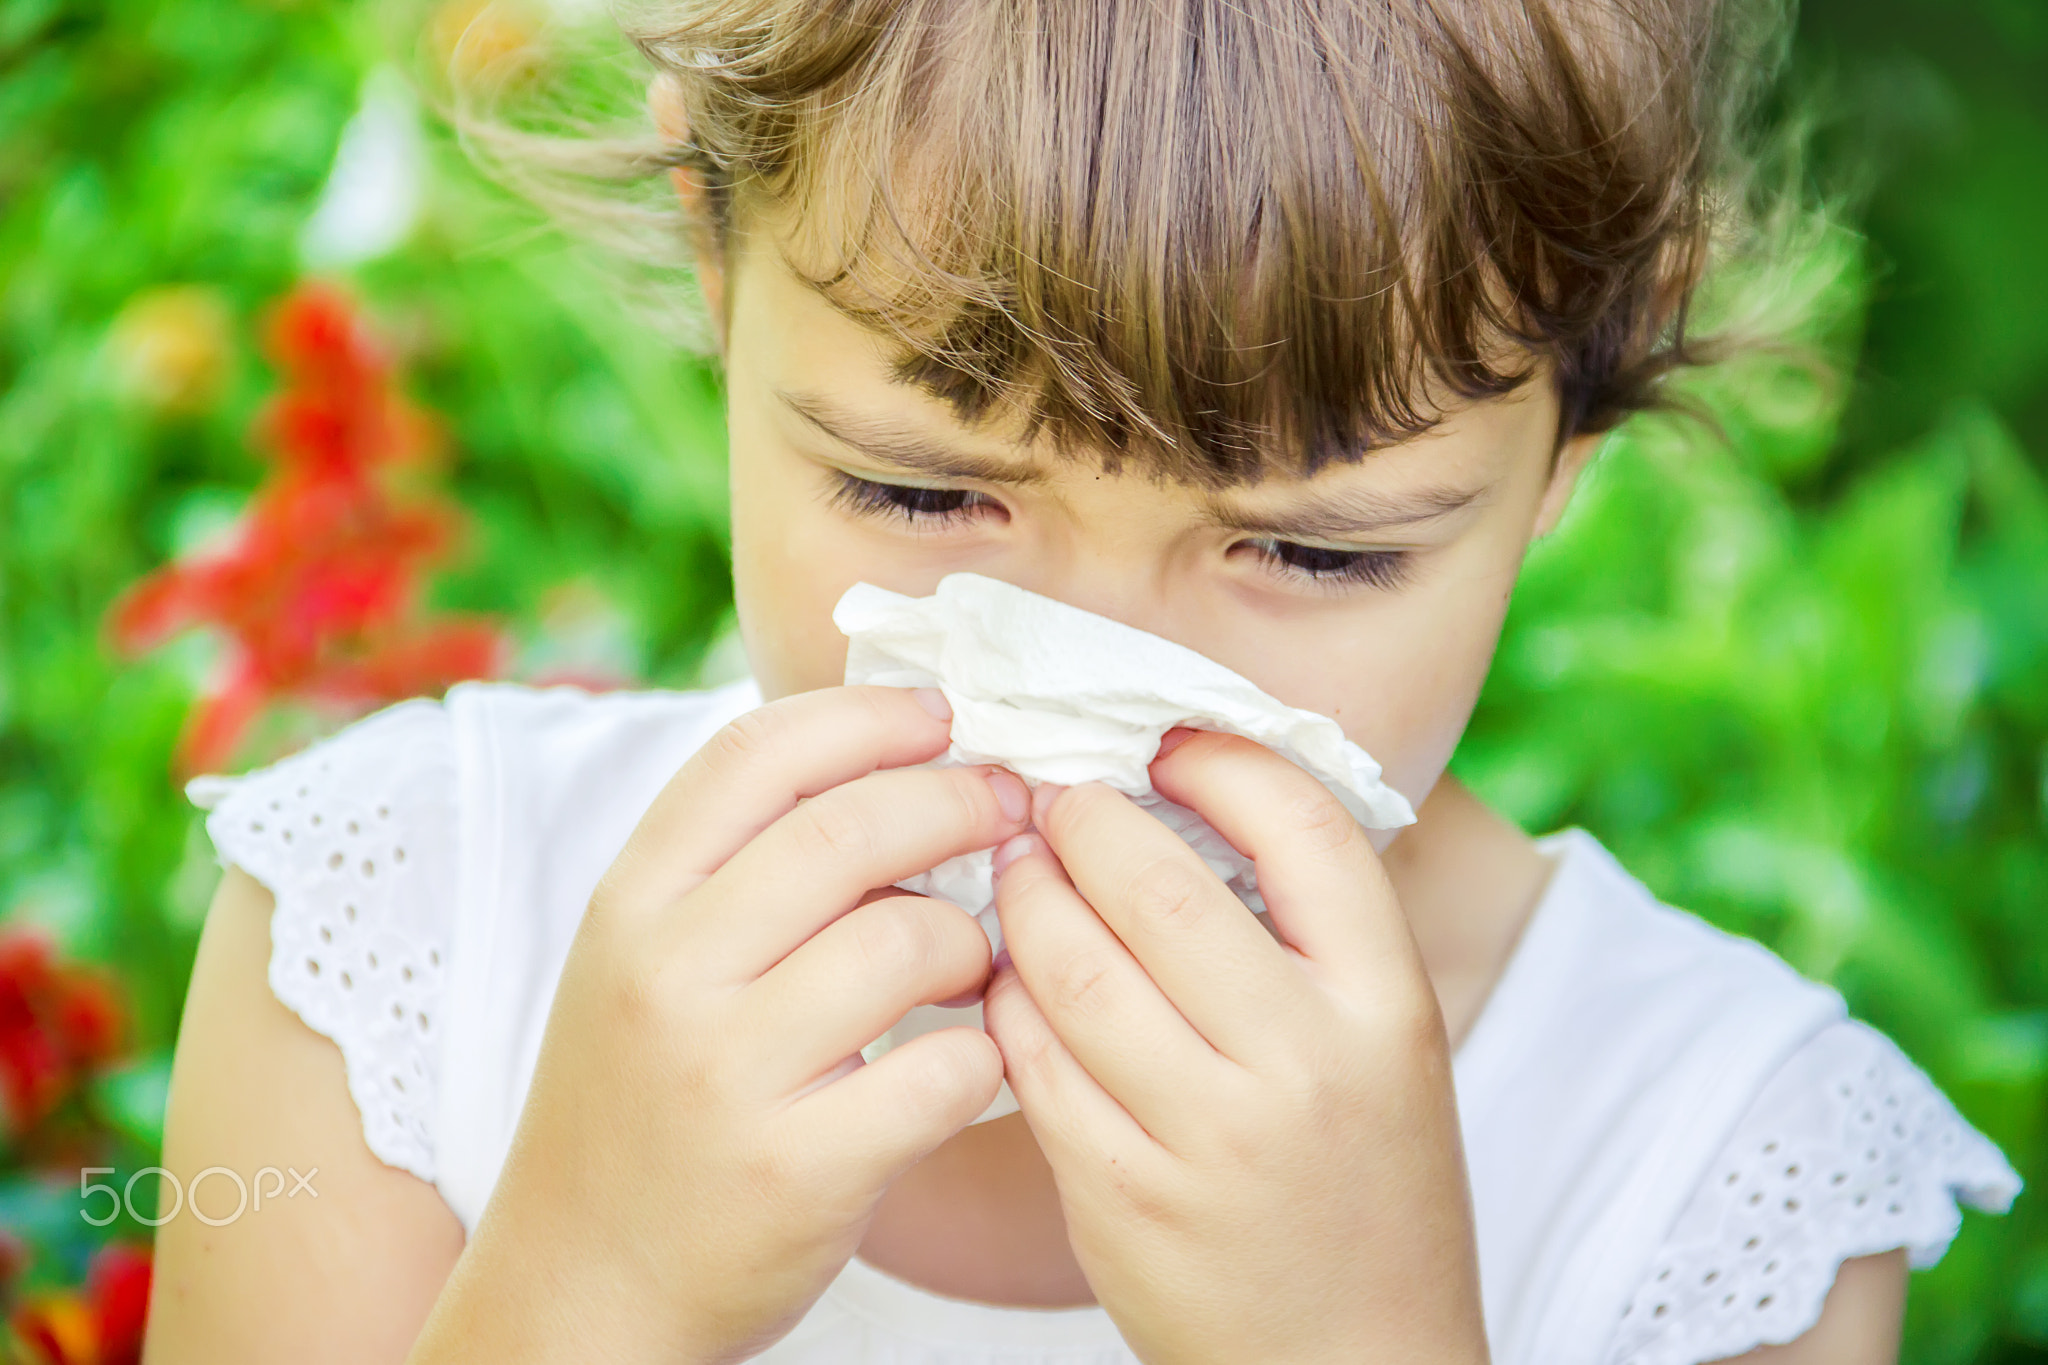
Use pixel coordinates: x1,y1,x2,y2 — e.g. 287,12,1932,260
1531,430,1603,539
648,73,729,356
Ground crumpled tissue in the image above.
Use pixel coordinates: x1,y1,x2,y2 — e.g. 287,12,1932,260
834,572,1415,1125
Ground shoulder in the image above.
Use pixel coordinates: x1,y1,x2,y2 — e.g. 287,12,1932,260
441,675,764,765
1459,830,1850,1154
1462,830,1851,1357
189,679,764,1228
190,678,763,915
188,697,465,1188
1457,829,2021,1365
1606,1017,2021,1365
1536,828,1832,1020
438,677,763,868
188,678,764,834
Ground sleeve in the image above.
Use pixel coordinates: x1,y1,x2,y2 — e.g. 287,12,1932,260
1605,1018,2023,1365
186,698,458,1185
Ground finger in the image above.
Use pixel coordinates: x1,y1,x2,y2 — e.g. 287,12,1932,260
737,893,993,1096
1035,783,1316,1065
686,763,1029,982
1149,730,1414,990
979,959,1159,1164
788,1026,1004,1186
596,686,955,921
991,834,1234,1142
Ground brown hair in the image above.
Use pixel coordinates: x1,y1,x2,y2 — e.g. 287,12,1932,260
458,0,1794,485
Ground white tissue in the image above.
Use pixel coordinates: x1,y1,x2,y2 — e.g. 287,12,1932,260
834,573,1414,1125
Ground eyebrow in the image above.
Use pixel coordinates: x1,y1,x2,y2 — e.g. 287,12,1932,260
775,387,1050,485
777,384,1483,539
1204,484,1486,541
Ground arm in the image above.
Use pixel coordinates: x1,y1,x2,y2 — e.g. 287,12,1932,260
1710,1250,1907,1365
144,866,466,1365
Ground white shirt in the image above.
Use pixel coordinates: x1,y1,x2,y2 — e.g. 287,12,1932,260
189,680,2021,1365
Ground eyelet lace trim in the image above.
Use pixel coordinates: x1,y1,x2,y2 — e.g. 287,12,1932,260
188,700,456,1184
1608,1019,2021,1365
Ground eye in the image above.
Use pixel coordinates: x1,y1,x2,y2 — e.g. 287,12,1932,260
828,472,1001,527
1239,538,1412,591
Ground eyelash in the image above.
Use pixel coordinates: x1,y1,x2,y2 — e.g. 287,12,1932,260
828,472,999,527
827,472,1412,590
1240,538,1413,591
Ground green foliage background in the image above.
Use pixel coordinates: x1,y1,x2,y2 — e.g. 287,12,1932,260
0,0,2042,1359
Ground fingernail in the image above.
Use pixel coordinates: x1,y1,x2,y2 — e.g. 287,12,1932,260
987,770,1029,823
991,832,1039,877
1030,783,1067,830
1155,726,1197,759
912,687,953,722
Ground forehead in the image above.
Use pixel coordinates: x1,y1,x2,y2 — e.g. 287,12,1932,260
729,228,1049,447
727,223,1559,491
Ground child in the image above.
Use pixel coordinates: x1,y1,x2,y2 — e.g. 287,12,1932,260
145,2,2019,1362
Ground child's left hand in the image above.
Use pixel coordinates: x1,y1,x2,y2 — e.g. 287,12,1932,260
982,730,1490,1365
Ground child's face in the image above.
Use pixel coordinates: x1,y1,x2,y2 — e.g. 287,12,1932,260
720,228,1596,825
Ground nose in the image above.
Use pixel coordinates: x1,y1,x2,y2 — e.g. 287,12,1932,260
998,558,1186,648
980,468,1219,651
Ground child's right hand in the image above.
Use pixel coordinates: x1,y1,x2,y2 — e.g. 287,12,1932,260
408,685,1028,1365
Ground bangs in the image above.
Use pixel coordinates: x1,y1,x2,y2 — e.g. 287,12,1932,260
630,0,1723,485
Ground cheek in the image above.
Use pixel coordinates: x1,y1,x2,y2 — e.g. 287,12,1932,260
730,447,988,701
1227,544,1521,812
728,450,865,701
1370,582,1515,799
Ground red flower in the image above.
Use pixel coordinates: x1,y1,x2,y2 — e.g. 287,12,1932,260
0,933,72,1135
0,929,126,1139
85,1244,151,1365
0,1228,28,1299
9,1243,151,1365
109,282,507,774
50,975,123,1071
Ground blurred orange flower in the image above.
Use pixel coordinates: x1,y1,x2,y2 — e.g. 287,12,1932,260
431,0,544,85
106,286,233,416
9,1243,151,1365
